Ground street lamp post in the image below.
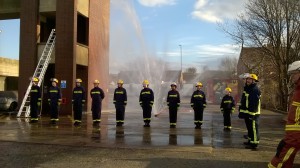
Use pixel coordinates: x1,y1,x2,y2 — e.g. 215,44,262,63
179,44,182,73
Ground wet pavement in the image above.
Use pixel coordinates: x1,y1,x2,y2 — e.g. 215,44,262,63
1,104,300,168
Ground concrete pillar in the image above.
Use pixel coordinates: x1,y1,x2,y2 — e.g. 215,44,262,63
18,0,39,105
55,0,77,115
0,76,6,91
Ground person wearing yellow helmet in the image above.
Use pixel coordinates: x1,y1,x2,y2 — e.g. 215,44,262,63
113,79,127,126
167,82,180,128
90,79,105,127
48,78,62,125
29,77,41,123
72,78,86,127
220,87,235,131
238,73,261,149
191,82,207,129
269,61,300,168
139,79,154,127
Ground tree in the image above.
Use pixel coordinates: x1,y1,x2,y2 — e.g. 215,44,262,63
222,0,300,110
218,56,238,73
185,67,197,73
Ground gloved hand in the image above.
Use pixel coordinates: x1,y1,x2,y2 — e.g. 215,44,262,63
58,102,61,106
82,100,85,106
37,102,41,106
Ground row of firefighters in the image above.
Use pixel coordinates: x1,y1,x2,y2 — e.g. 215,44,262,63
28,62,300,167
29,78,218,129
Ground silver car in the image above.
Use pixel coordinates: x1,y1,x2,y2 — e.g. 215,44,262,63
0,91,18,111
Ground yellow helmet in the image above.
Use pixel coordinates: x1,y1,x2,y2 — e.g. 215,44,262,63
249,74,258,82
195,82,203,87
32,77,39,82
143,80,149,85
117,79,124,84
94,80,100,84
225,87,232,93
51,78,59,83
76,78,82,83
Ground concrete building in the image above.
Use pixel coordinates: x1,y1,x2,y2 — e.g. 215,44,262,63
0,0,110,114
0,57,19,91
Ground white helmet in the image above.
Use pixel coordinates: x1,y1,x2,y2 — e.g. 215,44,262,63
288,61,300,74
239,73,250,79
170,82,177,86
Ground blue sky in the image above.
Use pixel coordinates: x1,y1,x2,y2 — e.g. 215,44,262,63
110,0,247,73
0,0,247,73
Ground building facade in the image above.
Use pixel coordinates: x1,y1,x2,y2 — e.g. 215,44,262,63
0,0,110,114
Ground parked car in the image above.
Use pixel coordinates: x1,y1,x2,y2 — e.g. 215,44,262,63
0,91,18,111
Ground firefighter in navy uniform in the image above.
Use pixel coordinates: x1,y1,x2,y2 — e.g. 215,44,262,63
72,78,86,127
220,87,235,131
90,80,105,127
139,80,154,127
167,82,180,128
48,78,62,124
113,79,127,127
29,77,41,123
191,82,207,129
269,61,300,168
238,73,261,149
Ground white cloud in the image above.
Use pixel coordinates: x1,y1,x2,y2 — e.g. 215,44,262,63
163,44,239,57
191,0,247,23
137,0,176,7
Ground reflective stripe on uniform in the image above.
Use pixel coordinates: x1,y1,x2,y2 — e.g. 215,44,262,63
239,109,260,115
296,106,300,125
73,91,83,94
193,95,203,98
115,91,124,94
277,147,295,168
141,91,151,94
292,101,300,107
143,118,151,121
285,125,300,131
91,91,100,94
244,91,249,108
224,100,232,103
251,119,259,144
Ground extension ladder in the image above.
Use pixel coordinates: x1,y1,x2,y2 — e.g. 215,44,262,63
17,29,56,117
